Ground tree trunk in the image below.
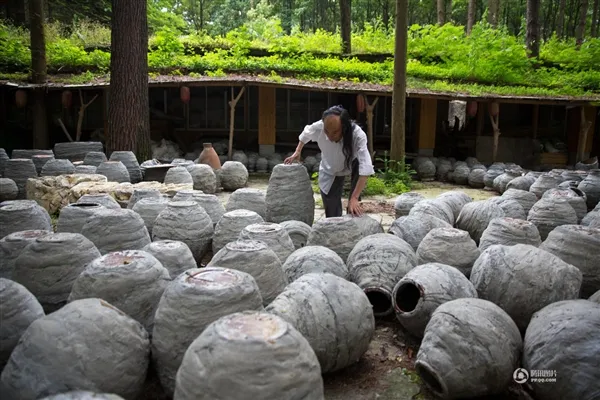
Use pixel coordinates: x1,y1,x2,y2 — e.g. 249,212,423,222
437,0,446,24
29,0,49,150
340,0,352,54
390,0,407,166
467,0,476,33
591,0,599,36
557,0,566,37
576,0,589,46
106,0,151,160
382,0,390,28
526,0,541,57
488,0,500,27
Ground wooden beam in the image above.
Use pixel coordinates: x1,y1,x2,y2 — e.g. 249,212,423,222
577,106,593,162
488,102,501,162
476,101,485,136
417,98,437,155
258,86,277,146
228,86,246,160
532,104,539,138
363,94,379,159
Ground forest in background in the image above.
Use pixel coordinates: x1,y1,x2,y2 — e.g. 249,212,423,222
1,0,599,98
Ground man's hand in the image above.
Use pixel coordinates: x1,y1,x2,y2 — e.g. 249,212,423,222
284,152,300,164
347,197,363,216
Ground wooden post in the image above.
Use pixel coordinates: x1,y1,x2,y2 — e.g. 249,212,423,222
488,102,501,162
577,106,593,162
476,102,485,136
417,98,437,156
76,89,98,141
362,94,379,159
532,104,539,139
228,86,246,160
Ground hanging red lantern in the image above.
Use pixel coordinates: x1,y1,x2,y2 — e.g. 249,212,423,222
15,89,27,108
356,94,365,113
467,101,478,117
488,102,499,117
61,90,72,109
180,86,190,104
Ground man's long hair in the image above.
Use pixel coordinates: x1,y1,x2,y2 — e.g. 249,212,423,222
322,105,354,170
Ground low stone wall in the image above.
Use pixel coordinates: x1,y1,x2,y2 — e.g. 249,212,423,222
26,174,192,214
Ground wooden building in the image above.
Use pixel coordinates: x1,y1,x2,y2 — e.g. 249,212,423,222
1,76,598,169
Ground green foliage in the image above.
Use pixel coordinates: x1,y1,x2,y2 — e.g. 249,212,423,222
1,19,599,97
362,176,388,196
375,151,416,194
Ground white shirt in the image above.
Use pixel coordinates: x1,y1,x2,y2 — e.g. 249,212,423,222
299,120,375,195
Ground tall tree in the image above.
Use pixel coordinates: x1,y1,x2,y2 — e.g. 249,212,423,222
488,0,500,27
467,0,476,33
526,0,540,57
437,0,446,24
576,0,589,45
106,0,151,159
340,0,352,54
390,0,407,165
30,0,49,149
591,0,599,36
556,0,566,37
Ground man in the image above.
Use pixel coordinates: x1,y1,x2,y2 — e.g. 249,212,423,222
284,105,374,217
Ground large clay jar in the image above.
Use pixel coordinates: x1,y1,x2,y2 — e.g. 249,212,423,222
577,170,600,210
265,164,315,225
197,143,221,170
108,151,142,183
415,298,522,399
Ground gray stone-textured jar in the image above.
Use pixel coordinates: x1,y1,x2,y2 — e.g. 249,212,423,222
255,156,268,173
529,173,560,198
96,161,130,183
392,263,478,338
470,244,583,331
415,298,522,399
219,161,249,191
588,290,600,303
0,200,52,239
582,203,600,228
0,178,18,202
83,151,108,166
0,278,45,369
279,220,311,249
212,209,264,254
493,170,522,194
505,175,536,192
164,166,194,185
435,160,452,181
452,165,471,185
238,222,295,263
409,199,455,225
483,168,504,190
54,141,104,162
281,245,348,283
172,190,225,227
39,391,125,400
226,188,266,218
527,197,578,240
152,201,214,263
394,192,426,218
0,229,51,279
501,188,538,214
347,233,417,316
174,310,324,400
436,191,472,221
389,214,452,251
542,187,588,222
131,197,170,236
539,224,600,298
81,208,151,254
0,298,150,400
11,149,54,159
416,227,480,276
523,300,600,400
266,272,375,373
487,197,526,220
142,240,197,279
209,240,286,305
479,217,542,252
41,158,76,176
456,200,505,244
12,232,101,312
109,151,142,183
577,170,600,210
127,188,161,209
56,202,105,233
467,169,486,188
68,250,170,333
307,215,384,262
0,148,8,176
32,154,55,175
74,165,97,174
152,267,264,396
3,158,37,199
187,163,218,193
265,164,315,225
77,193,121,209
415,158,436,181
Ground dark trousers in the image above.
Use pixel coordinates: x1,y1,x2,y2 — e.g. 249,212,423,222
321,159,360,218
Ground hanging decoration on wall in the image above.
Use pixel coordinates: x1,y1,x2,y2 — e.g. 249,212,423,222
356,93,366,113
467,101,478,117
15,90,27,108
180,86,190,104
62,90,73,109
